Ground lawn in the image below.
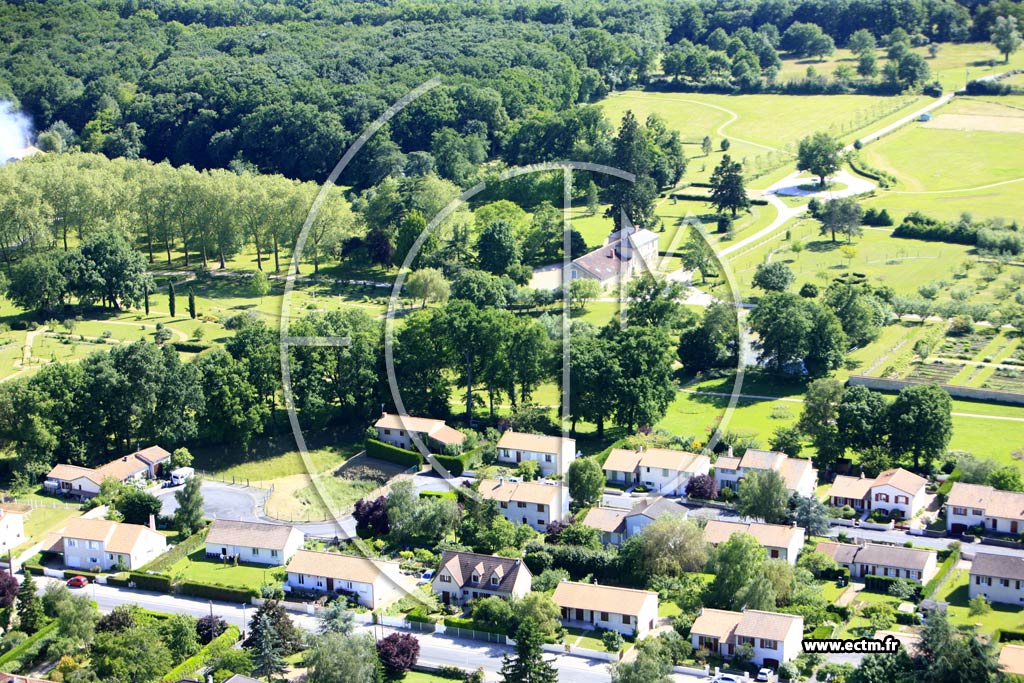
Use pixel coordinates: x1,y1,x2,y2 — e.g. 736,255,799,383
12,505,80,555
169,548,286,590
937,568,1024,636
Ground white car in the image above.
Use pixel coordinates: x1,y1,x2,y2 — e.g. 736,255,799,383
416,569,435,585
756,668,774,681
710,676,741,683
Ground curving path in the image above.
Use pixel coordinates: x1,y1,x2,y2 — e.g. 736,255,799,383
887,176,1024,195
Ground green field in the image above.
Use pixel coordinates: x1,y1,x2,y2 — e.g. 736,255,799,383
169,548,286,590
937,568,1024,636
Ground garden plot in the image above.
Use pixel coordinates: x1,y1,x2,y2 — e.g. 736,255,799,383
904,360,963,385
982,368,1024,393
936,329,1000,360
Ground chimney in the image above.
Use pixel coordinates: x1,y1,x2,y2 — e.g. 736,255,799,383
148,514,156,531
860,472,865,479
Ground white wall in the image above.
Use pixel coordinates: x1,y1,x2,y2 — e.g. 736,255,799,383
969,573,1024,606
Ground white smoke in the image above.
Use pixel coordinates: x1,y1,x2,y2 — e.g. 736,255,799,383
0,100,34,164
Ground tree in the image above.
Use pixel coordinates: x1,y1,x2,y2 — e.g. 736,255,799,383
406,268,449,307
748,292,811,371
353,495,390,537
708,154,749,217
797,131,843,187
752,262,794,292
677,301,738,372
770,426,803,457
888,384,952,471
114,487,162,525
477,220,521,275
307,632,382,683
992,16,1022,63
620,514,707,578
0,572,17,610
820,197,864,243
706,533,767,610
16,570,43,634
837,385,889,453
187,287,197,319
318,600,356,635
989,466,1023,492
173,475,204,536
168,280,177,317
500,618,558,683
510,593,563,640
685,473,718,500
851,651,913,683
626,274,686,329
91,623,173,683
799,378,845,469
251,270,270,302
607,325,676,432
804,304,848,378
569,277,601,310
793,494,830,535
162,613,200,662
197,614,227,644
606,111,660,228
610,647,672,683
585,180,599,215
701,136,712,156
377,632,420,678
251,613,287,681
680,226,717,284
848,29,877,55
737,469,790,523
247,600,302,655
567,457,605,509
169,447,193,471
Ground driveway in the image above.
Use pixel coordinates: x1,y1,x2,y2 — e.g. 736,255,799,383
157,480,267,522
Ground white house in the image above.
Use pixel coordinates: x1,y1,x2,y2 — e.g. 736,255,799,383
702,520,805,565
496,431,576,477
44,446,172,499
477,479,569,532
714,449,817,498
581,507,629,546
690,608,804,669
603,448,710,496
946,482,1024,535
828,468,928,518
204,519,304,566
0,507,25,556
285,550,411,609
552,581,659,637
373,413,466,453
816,541,938,584
969,552,1024,606
51,518,166,571
567,226,660,289
623,497,688,538
431,551,532,606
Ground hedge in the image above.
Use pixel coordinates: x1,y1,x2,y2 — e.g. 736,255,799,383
138,527,209,574
668,191,768,207
177,580,258,602
170,340,213,353
923,547,961,598
431,454,465,477
0,620,59,670
995,628,1024,644
443,617,507,636
863,574,903,593
128,572,174,592
366,439,422,468
161,624,241,682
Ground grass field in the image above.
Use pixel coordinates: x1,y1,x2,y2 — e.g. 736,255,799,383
169,548,286,589
937,568,1024,636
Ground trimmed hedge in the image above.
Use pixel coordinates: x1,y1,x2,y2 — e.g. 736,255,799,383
161,624,241,682
139,528,208,574
995,628,1024,644
178,581,258,602
0,620,59,670
128,572,174,592
431,454,465,477
366,439,422,468
668,191,769,207
924,547,961,598
863,574,903,593
170,340,213,353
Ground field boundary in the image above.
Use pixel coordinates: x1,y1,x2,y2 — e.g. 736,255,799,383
847,375,1024,405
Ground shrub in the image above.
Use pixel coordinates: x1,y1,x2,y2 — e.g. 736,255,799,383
128,572,173,592
365,439,422,468
432,454,465,477
161,625,241,682
602,630,624,652
177,581,258,602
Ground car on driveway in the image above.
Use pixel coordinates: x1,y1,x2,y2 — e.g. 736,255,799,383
417,570,435,585
66,575,89,588
710,676,741,683
756,668,774,681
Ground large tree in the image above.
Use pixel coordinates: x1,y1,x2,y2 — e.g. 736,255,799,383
748,292,811,371
820,197,864,243
173,475,204,536
567,457,605,509
837,385,889,453
677,301,738,372
708,154,750,217
888,384,952,471
476,220,521,275
752,262,794,292
797,131,843,187
606,325,676,432
706,533,768,611
307,632,382,683
798,378,845,469
377,633,420,678
619,514,707,578
737,469,790,524
606,111,660,229
500,618,558,683
991,15,1022,63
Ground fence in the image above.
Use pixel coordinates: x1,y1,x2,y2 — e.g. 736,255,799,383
543,642,619,662
437,624,508,645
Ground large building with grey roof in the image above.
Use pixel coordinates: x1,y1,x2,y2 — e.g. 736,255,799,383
431,550,532,606
205,519,304,566
816,541,938,584
969,552,1024,606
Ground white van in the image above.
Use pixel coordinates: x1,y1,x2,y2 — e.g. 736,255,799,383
170,467,195,486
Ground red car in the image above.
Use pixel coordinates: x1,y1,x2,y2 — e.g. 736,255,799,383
66,575,89,588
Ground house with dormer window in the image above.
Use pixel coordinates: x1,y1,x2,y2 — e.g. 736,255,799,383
431,551,532,606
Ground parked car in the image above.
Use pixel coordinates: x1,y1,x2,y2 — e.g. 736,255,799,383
710,676,741,683
66,575,89,588
756,668,774,682
417,570,435,585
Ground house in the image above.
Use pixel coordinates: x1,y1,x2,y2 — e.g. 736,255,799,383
431,551,532,606
552,581,659,637
690,608,804,669
477,479,569,532
50,518,166,571
714,450,817,498
204,519,304,566
969,552,1024,606
816,541,938,584
374,413,465,453
567,226,660,289
1000,644,1024,677
0,506,26,555
496,431,576,477
702,520,805,565
827,468,928,518
582,507,629,546
602,448,710,496
285,550,410,609
946,482,1024,535
43,446,172,499
222,676,263,683
0,674,50,683
624,497,688,538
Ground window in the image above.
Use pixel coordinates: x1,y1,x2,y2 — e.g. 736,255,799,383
760,639,778,650
490,576,499,587
537,520,544,526
253,548,260,556
298,574,305,585
384,429,391,435
316,578,324,587
439,574,451,583
89,556,99,564
953,507,967,515
67,539,77,548
896,495,908,504
601,612,609,621
1002,579,1011,587
471,573,480,583
536,503,546,512
271,549,278,557
500,502,508,509
662,468,669,477
107,553,114,560
875,493,889,502
517,502,526,508
622,614,632,624
89,540,99,549
545,454,552,462
972,508,984,515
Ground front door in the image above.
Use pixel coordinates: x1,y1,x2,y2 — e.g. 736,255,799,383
442,591,450,605
576,608,584,621
1014,521,1019,534
326,577,334,591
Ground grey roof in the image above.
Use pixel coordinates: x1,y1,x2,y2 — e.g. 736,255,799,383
971,552,1024,582
437,550,530,593
818,541,935,571
626,497,688,521
206,519,300,551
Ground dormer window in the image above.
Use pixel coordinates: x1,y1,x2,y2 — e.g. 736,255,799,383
471,573,480,583
490,576,499,587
